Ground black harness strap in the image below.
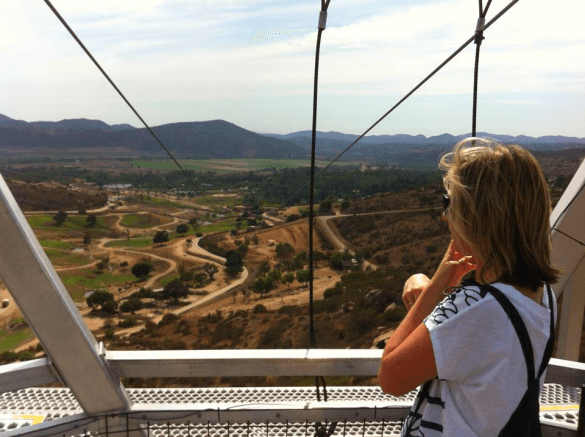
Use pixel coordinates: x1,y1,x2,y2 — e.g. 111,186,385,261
482,283,555,437
483,284,536,383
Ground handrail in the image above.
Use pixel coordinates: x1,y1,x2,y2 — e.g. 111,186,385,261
2,350,583,395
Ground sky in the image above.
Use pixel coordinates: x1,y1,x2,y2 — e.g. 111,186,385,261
1,0,584,138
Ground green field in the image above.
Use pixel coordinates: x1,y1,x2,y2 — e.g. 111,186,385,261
137,197,197,210
193,195,239,206
0,329,34,352
28,215,108,231
44,249,91,267
38,239,75,250
200,218,237,234
130,159,354,174
160,274,180,286
105,238,153,248
59,269,137,301
120,213,171,228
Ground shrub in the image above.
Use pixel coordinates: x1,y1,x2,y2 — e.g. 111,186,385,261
324,287,343,299
118,318,137,328
277,305,296,315
132,261,154,279
253,304,267,314
234,309,248,318
143,320,158,336
174,320,191,335
120,298,143,314
159,313,180,326
202,309,223,324
313,298,341,313
384,306,407,322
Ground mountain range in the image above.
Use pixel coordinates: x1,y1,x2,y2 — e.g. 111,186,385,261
1,114,584,163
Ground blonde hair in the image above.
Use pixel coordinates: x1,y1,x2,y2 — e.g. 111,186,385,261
439,138,559,290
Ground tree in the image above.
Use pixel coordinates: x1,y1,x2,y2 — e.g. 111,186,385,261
293,251,307,271
283,272,295,289
328,253,345,271
120,298,143,314
259,260,271,275
176,223,189,236
340,199,351,211
251,276,274,298
162,279,190,304
153,230,169,246
267,269,281,284
275,242,294,261
132,261,154,280
83,232,91,246
317,197,334,215
86,290,117,314
225,250,244,277
189,217,198,228
297,269,310,286
86,214,97,228
251,234,260,245
53,210,68,226
78,205,87,215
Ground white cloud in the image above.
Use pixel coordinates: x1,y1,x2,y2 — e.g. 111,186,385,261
0,0,583,135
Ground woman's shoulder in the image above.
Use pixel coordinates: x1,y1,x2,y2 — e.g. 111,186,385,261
424,279,495,328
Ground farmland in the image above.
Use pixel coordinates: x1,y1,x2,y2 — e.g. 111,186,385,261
130,158,355,173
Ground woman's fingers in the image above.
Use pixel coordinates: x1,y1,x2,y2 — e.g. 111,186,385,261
402,274,429,311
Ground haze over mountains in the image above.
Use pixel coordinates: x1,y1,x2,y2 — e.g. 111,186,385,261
1,113,584,163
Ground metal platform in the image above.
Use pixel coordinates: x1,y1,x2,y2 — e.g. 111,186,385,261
0,384,580,436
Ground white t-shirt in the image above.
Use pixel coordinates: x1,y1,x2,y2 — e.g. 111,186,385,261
401,282,556,437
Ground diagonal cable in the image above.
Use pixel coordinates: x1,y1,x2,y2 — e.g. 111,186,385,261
42,0,216,211
282,0,519,207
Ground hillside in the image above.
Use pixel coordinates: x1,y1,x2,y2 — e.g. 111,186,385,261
5,179,108,211
3,113,585,163
0,115,305,159
266,131,585,164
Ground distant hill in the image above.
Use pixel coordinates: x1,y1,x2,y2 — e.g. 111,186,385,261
2,113,584,162
266,130,585,147
0,114,305,159
264,130,585,165
0,115,136,132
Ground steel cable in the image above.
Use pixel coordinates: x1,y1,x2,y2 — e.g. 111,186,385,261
307,0,332,409
282,0,519,208
42,0,215,211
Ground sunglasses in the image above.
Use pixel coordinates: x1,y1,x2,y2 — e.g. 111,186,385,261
442,194,450,211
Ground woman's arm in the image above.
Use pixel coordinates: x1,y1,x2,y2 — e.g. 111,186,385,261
378,240,476,395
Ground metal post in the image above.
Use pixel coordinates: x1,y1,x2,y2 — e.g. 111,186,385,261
556,257,585,361
0,174,131,414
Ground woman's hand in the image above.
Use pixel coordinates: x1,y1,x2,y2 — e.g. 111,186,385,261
429,239,477,292
402,273,431,311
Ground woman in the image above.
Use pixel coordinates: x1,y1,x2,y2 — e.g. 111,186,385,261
378,138,559,436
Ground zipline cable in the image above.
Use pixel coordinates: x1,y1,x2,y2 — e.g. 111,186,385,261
471,0,493,136
282,0,519,207
308,0,332,412
42,0,216,211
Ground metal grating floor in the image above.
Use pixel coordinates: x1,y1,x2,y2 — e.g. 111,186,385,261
0,384,580,435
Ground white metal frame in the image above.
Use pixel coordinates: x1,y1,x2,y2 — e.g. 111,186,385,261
0,174,131,414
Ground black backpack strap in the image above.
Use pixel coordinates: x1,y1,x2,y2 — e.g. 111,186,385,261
537,283,555,378
481,284,535,384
